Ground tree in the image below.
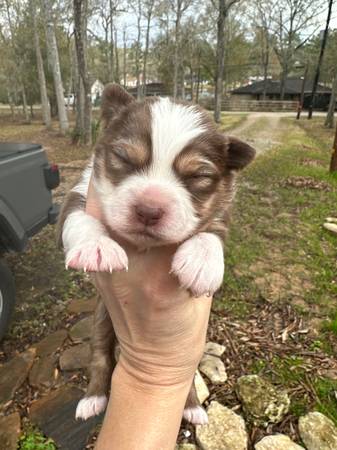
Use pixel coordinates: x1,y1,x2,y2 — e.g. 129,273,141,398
325,75,337,128
250,0,275,100
142,0,156,96
42,0,69,134
271,0,324,100
307,0,333,119
169,0,194,99
30,0,52,129
213,0,240,123
73,0,92,145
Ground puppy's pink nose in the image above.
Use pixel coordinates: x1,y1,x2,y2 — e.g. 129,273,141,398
135,204,164,226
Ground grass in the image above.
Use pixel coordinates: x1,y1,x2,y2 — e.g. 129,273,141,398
19,429,56,450
314,378,337,424
323,313,337,336
217,116,337,319
213,115,337,426
219,112,248,131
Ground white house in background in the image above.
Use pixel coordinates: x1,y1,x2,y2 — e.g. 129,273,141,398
91,79,104,103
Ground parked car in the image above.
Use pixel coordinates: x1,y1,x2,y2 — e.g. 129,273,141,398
64,94,75,107
0,143,60,340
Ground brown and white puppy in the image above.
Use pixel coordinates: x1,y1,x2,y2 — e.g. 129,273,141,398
58,84,255,425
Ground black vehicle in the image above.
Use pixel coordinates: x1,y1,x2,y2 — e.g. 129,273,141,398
0,143,60,340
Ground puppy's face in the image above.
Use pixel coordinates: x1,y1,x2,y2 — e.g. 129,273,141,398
93,84,254,247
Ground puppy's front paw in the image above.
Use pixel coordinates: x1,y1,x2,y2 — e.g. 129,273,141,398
66,236,128,273
171,233,224,297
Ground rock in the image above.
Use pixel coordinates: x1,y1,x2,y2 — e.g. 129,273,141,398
255,434,304,449
195,370,210,404
236,375,289,427
69,316,93,343
204,342,226,357
196,401,247,450
67,297,97,314
323,223,337,234
326,217,337,223
29,355,58,388
0,348,36,405
30,386,101,450
199,355,227,384
59,343,91,371
35,330,68,357
175,445,198,450
299,411,337,450
0,413,21,450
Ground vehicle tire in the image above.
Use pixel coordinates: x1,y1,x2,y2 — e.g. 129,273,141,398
0,259,15,341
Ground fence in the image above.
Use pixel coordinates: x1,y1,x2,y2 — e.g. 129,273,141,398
200,98,298,112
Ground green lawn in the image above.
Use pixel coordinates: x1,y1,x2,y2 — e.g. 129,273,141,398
214,116,337,426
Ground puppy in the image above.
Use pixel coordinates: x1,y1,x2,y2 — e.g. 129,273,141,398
58,84,255,425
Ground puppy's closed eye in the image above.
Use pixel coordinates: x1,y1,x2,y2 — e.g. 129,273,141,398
184,170,219,194
112,147,131,165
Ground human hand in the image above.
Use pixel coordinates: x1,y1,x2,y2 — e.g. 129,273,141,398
85,179,212,450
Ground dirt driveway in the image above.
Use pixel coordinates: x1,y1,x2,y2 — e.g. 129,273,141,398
225,111,324,154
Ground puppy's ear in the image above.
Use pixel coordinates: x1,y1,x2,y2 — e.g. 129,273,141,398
225,136,256,171
101,83,135,128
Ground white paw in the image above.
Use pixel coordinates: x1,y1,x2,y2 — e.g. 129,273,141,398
75,395,108,420
183,406,209,425
66,236,128,273
171,233,224,297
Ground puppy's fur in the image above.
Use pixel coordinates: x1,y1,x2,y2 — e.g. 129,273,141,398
58,84,255,424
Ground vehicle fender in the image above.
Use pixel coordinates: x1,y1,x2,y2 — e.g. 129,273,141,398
0,199,27,252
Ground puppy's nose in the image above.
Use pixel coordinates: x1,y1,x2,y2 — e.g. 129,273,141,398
135,204,164,226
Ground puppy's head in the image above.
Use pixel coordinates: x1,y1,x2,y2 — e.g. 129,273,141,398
94,84,255,247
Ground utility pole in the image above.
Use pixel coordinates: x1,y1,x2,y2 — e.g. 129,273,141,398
308,0,333,119
297,63,309,120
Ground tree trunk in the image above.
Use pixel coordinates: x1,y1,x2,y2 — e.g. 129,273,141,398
142,8,153,97
325,75,337,128
190,66,194,102
308,0,333,119
73,41,85,142
108,0,114,82
31,0,52,129
135,0,142,100
21,85,30,122
173,9,182,99
280,64,288,101
214,0,226,123
262,52,269,100
181,66,185,99
74,0,92,145
330,122,337,172
123,28,127,88
42,0,69,134
196,66,201,103
7,87,16,118
114,28,120,84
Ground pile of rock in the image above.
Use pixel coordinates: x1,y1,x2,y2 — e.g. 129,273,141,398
180,354,337,450
323,217,337,234
1,301,337,450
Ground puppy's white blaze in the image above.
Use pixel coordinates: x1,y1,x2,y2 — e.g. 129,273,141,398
183,406,209,425
76,395,107,420
150,98,206,177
